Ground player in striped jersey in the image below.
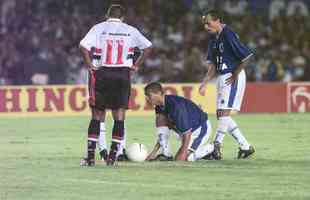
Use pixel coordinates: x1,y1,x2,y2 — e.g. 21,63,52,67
79,4,152,166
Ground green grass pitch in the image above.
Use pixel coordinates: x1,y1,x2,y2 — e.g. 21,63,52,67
0,114,309,200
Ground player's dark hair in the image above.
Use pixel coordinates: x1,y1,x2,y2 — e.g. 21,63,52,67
204,10,223,21
144,82,164,96
106,4,125,19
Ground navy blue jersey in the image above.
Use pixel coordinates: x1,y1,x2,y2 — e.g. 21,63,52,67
155,95,208,136
207,26,253,74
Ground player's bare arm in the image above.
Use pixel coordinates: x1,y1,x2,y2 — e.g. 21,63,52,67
199,63,216,96
132,47,152,71
225,55,252,85
175,131,191,161
79,45,96,71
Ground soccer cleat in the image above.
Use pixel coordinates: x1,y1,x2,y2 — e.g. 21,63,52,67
106,152,117,166
106,143,118,166
237,146,255,159
149,154,173,161
212,142,223,160
201,153,215,160
99,149,108,161
80,157,95,166
117,149,129,161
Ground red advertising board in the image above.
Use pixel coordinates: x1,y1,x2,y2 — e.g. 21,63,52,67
241,83,287,113
1,82,309,117
288,83,310,112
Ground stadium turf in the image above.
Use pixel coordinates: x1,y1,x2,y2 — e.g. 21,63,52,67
0,114,309,200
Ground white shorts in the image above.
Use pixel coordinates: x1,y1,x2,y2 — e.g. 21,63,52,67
188,120,212,152
216,70,246,111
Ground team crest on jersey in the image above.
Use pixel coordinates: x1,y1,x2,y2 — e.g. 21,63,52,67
219,42,224,53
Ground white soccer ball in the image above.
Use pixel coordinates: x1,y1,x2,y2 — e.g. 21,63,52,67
127,143,148,162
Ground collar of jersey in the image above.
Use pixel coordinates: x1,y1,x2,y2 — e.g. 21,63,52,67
107,18,122,22
216,24,226,39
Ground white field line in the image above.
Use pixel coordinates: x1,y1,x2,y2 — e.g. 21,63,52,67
65,178,206,190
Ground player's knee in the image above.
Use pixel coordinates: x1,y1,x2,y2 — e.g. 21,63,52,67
92,108,105,121
217,115,231,133
216,109,231,119
112,109,126,121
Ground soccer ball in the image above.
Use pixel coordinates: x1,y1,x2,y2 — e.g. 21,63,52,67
126,143,148,162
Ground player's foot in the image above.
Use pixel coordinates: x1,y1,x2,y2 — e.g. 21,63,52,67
149,154,173,161
99,149,108,161
106,144,118,166
80,157,95,166
237,146,255,159
212,142,223,160
201,153,214,160
117,149,129,161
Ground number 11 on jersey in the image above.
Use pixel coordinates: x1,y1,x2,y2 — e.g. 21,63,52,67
104,39,124,65
216,56,228,71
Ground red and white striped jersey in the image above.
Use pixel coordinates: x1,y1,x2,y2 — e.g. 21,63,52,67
80,18,152,68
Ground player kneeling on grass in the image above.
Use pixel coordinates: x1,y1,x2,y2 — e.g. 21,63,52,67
144,82,214,161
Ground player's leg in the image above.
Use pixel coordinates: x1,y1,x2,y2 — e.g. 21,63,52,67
221,70,254,158
212,73,233,160
100,67,131,165
228,70,254,158
152,113,173,161
81,70,103,166
80,108,104,166
107,108,126,165
212,109,231,160
187,120,213,161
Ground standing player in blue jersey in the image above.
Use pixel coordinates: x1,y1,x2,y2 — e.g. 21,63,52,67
199,10,255,160
144,82,214,161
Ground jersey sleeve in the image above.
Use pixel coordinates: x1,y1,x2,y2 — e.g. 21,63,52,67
226,30,253,62
133,28,152,50
79,26,97,51
206,41,216,64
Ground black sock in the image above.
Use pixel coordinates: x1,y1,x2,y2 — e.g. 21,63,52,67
87,119,100,160
108,120,124,161
112,120,124,143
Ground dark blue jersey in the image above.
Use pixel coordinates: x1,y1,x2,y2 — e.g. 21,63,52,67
207,25,253,74
155,95,208,136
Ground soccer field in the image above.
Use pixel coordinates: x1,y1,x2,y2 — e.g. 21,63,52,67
0,114,309,200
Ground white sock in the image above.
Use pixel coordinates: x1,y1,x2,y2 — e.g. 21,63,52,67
226,117,250,150
214,116,230,144
98,122,107,151
157,126,172,157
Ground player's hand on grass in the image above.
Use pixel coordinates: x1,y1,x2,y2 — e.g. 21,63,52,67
199,83,207,96
175,151,187,161
145,153,154,161
175,148,188,161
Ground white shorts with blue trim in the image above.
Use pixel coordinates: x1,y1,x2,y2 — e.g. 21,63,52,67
216,69,246,111
187,120,213,161
188,120,212,152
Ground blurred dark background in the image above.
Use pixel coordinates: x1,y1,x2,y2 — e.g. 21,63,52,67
0,0,309,85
